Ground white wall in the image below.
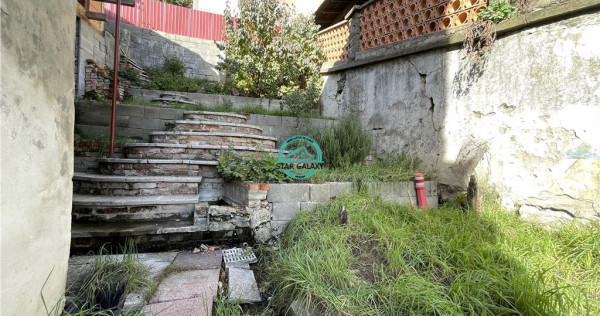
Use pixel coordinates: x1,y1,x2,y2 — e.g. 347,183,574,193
1,0,76,314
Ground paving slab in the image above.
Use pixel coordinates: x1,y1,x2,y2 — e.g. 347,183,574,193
172,251,223,270
149,269,220,304
228,267,261,303
142,297,211,316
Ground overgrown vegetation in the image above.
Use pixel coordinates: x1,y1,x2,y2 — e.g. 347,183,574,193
218,0,324,107
143,55,230,94
217,149,287,183
63,243,150,315
309,154,422,184
478,1,518,23
267,192,600,315
304,115,371,169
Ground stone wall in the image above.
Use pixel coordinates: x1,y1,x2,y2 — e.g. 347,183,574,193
106,22,222,81
320,2,600,223
75,18,115,96
1,0,76,314
74,101,335,144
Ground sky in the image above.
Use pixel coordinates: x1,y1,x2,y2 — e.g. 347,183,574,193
193,0,324,15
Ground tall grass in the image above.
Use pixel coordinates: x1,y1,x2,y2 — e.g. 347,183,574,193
64,242,150,315
268,192,600,315
304,115,371,169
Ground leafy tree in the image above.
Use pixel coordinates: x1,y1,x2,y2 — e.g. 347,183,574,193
158,0,193,8
217,0,324,101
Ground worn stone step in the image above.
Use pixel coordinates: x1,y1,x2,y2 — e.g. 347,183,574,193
123,143,278,160
227,267,262,304
150,131,277,149
73,173,203,196
166,120,263,135
183,110,247,124
72,194,199,223
97,158,219,177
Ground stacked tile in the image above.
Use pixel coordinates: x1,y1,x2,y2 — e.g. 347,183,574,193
360,0,486,50
318,21,350,62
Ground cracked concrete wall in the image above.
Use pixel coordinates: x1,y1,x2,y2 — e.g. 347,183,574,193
321,10,600,223
1,0,75,314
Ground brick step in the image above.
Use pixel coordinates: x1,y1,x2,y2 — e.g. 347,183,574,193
150,132,277,149
73,173,203,196
183,111,248,124
166,120,263,135
123,143,278,160
97,158,219,177
72,194,199,223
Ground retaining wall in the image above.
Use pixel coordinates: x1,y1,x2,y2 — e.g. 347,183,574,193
74,101,335,145
320,1,600,223
106,22,222,81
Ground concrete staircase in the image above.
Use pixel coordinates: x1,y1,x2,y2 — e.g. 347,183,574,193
72,111,278,252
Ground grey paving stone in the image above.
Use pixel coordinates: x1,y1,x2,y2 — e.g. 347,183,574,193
142,297,211,316
228,267,261,303
172,250,223,270
271,202,301,221
225,261,250,269
149,269,220,304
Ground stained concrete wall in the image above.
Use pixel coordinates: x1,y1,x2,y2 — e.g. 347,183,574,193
321,7,600,223
106,22,223,81
1,0,76,314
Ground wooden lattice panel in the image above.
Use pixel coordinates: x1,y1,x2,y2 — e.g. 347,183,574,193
360,0,487,50
319,22,350,62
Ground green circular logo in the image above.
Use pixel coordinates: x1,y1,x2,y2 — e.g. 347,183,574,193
277,135,324,180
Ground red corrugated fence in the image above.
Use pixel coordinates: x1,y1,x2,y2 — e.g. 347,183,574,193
104,0,225,41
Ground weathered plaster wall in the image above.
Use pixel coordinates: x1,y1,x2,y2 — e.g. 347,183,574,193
321,10,600,223
1,0,75,314
106,22,223,81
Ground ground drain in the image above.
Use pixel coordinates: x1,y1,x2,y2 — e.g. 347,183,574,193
223,248,257,264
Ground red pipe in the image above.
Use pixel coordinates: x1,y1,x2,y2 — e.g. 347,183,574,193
415,173,428,209
109,0,122,158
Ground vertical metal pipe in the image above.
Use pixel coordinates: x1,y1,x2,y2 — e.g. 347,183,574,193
109,0,122,158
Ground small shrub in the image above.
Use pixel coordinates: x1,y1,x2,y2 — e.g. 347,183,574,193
158,0,193,8
281,85,321,114
118,67,141,85
217,149,287,183
305,115,371,169
478,1,517,23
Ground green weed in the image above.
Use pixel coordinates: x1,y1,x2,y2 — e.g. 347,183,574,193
268,192,600,315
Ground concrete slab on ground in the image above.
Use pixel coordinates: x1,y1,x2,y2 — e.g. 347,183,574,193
142,297,211,316
228,267,261,303
172,250,223,270
149,269,220,304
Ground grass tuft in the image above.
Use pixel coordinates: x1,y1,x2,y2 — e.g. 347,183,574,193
268,192,600,315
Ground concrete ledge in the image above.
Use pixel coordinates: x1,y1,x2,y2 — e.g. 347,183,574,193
150,131,278,141
73,173,203,183
96,158,219,165
72,194,200,206
322,0,600,74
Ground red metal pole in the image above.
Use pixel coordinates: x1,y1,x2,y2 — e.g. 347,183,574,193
109,0,122,158
415,173,428,209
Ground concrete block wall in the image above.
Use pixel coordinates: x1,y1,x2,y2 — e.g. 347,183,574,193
75,18,115,95
75,101,335,144
128,88,284,111
106,22,222,81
